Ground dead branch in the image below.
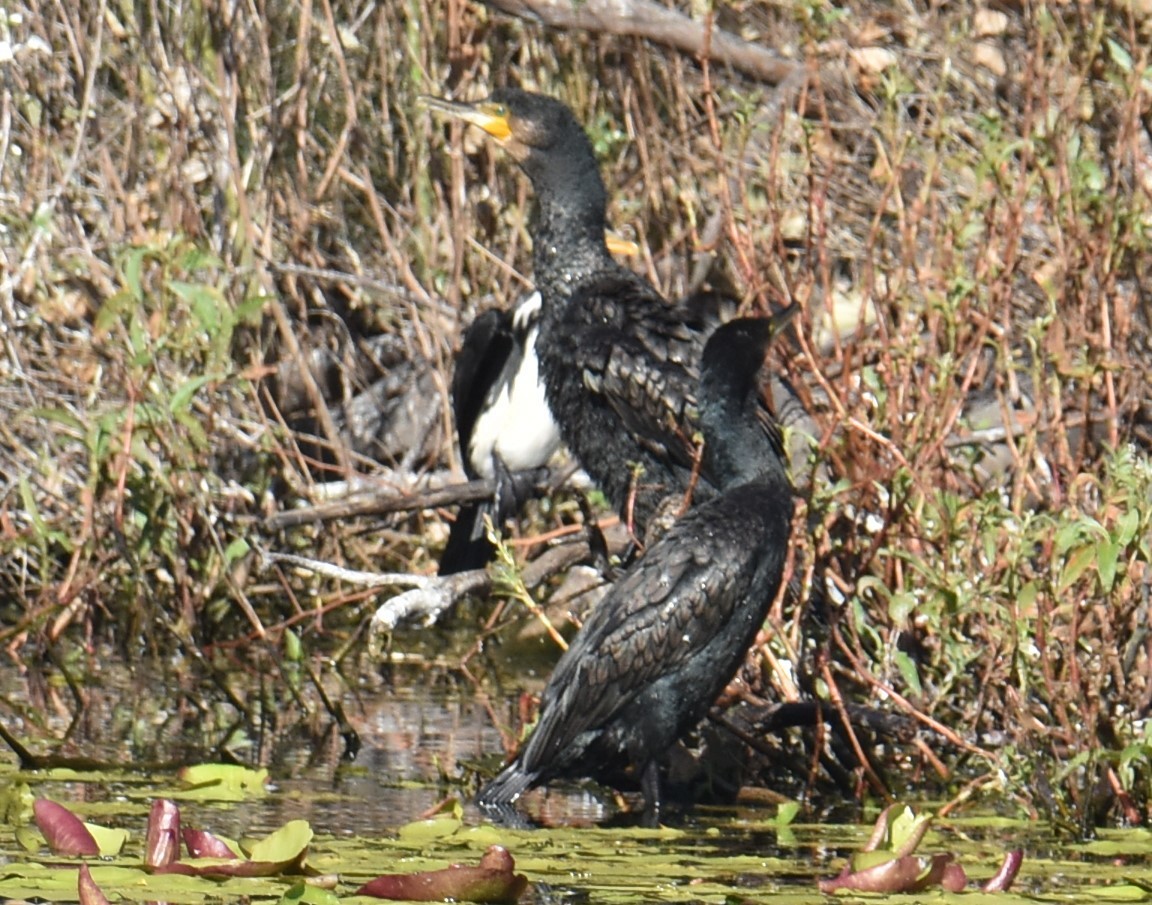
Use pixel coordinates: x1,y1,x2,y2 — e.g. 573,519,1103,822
262,533,605,637
263,466,561,530
481,0,802,86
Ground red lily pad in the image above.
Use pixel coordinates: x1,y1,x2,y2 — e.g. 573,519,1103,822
819,805,1026,895
983,849,1024,892
155,857,294,878
153,819,312,878
145,799,181,867
819,852,959,894
183,826,243,859
356,844,527,903
33,799,100,857
77,863,110,905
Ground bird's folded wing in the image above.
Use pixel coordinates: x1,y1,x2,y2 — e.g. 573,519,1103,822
523,519,752,766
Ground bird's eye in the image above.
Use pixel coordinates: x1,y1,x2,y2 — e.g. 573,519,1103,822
491,104,507,117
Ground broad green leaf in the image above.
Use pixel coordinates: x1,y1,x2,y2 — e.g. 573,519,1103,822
1115,508,1140,548
178,764,269,799
246,819,313,865
280,880,341,905
84,823,129,856
398,815,462,843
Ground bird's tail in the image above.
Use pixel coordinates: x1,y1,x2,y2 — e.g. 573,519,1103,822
476,762,536,809
438,500,496,575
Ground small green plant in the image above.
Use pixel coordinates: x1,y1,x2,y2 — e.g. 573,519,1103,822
7,236,265,647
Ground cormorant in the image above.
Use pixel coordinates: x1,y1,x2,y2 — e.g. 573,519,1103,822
421,90,736,537
439,231,644,575
474,312,796,824
440,291,559,574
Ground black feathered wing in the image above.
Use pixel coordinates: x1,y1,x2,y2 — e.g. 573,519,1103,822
451,309,516,478
512,497,772,776
572,278,718,469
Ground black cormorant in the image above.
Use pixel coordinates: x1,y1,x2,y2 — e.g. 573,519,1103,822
474,312,795,823
440,291,560,574
439,229,644,575
421,90,735,537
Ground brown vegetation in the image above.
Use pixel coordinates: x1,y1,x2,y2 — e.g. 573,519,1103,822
2,0,1151,828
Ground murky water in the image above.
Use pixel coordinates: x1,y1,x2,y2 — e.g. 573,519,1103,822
3,657,1152,902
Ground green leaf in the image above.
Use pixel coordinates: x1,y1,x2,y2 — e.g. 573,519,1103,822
893,650,923,697
397,815,462,843
1106,37,1133,73
169,375,213,415
1053,520,1087,556
284,630,302,662
224,538,250,566
85,822,129,856
170,280,225,334
887,806,933,856
1096,540,1119,592
235,293,267,325
247,819,313,864
1115,508,1140,548
122,246,149,302
1059,544,1097,593
25,407,85,435
887,590,917,626
94,289,132,336
178,764,269,800
279,880,341,905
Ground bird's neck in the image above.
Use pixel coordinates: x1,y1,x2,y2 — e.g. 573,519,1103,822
700,382,790,493
524,159,615,304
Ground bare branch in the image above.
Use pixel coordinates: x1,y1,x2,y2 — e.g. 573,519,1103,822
482,0,802,85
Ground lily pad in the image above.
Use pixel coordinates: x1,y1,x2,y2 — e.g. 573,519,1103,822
77,863,110,905
248,819,314,865
145,798,181,867
396,815,463,843
184,826,243,859
178,763,270,799
356,844,528,903
33,799,100,857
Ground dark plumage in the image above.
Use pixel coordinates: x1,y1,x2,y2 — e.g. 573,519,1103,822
440,292,560,575
421,89,730,536
474,314,795,823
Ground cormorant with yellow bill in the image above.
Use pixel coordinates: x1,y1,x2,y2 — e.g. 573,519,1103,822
422,89,737,537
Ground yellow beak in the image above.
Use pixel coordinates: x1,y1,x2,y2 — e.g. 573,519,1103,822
418,95,512,142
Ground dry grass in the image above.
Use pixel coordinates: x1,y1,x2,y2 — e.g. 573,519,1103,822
2,0,1151,825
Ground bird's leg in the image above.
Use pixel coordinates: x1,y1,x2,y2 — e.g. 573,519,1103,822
490,454,518,524
577,494,618,580
639,761,663,828
492,455,551,525
490,454,527,524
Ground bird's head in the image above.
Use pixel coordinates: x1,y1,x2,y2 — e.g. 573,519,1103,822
419,89,588,166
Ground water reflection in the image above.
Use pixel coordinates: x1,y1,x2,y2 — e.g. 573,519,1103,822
4,658,1149,901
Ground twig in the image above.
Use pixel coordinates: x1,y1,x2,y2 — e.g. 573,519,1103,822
0,0,106,351
831,621,994,760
